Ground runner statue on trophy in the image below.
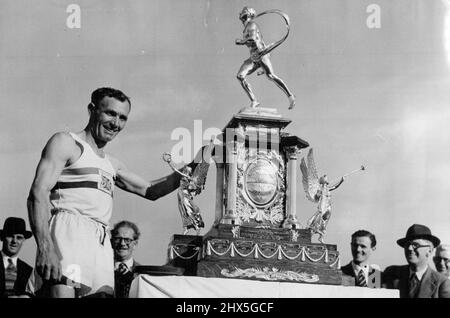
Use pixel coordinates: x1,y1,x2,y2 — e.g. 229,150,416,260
235,7,296,110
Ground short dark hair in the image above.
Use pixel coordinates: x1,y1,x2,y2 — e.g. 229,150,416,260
91,87,131,109
351,230,377,248
111,220,141,240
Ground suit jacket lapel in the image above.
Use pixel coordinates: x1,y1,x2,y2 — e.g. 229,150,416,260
15,259,25,292
341,262,355,277
0,257,5,296
417,267,437,298
131,260,141,277
399,266,410,298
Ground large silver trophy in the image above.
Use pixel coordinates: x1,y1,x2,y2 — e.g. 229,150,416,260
164,7,366,286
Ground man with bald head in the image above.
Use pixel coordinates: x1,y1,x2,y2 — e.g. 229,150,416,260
434,244,450,279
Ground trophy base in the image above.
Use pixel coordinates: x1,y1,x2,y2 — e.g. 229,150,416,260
238,106,282,118
166,225,343,285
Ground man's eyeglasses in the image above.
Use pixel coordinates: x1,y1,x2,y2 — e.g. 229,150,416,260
112,237,135,245
404,242,431,250
434,257,450,265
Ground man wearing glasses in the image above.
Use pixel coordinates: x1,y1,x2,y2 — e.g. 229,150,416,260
433,244,450,279
382,224,450,298
111,221,141,298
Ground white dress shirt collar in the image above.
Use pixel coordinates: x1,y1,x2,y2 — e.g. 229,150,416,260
410,265,428,281
1,251,18,268
352,261,369,276
115,258,134,270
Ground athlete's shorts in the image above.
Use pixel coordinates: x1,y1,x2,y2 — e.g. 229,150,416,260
27,209,114,297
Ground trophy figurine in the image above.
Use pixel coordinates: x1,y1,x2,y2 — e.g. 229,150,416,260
235,7,296,110
300,148,365,243
162,149,212,235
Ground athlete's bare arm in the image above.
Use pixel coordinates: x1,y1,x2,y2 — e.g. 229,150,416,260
110,157,182,200
110,146,206,201
27,132,80,281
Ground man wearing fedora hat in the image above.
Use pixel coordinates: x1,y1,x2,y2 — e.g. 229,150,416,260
382,224,450,298
0,217,33,298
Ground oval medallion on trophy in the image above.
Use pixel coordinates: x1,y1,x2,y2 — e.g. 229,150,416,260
245,159,278,206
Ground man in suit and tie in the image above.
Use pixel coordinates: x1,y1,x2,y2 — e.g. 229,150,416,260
382,224,450,298
433,244,450,279
341,230,381,287
111,220,141,298
0,217,33,298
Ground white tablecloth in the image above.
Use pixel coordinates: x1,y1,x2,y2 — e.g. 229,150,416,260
129,274,399,298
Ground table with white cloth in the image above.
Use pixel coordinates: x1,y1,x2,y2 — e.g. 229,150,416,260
128,274,399,298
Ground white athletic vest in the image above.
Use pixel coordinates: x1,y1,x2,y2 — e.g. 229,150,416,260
50,133,116,225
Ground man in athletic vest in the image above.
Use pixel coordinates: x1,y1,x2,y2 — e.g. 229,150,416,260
27,87,199,298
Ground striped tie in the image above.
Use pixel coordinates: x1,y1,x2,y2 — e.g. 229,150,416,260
118,262,129,275
356,269,367,287
5,258,17,296
115,263,131,298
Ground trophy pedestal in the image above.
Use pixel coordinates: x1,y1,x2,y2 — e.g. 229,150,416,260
197,224,342,285
167,235,202,276
167,224,342,285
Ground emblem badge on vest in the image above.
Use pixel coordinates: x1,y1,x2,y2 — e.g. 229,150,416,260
99,170,114,196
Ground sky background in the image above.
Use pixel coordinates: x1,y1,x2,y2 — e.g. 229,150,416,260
1,0,450,272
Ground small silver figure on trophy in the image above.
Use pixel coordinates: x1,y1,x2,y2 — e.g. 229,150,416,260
162,148,212,235
300,148,365,243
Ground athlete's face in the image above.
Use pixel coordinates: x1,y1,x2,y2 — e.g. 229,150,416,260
90,96,130,144
112,226,137,262
239,11,252,24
